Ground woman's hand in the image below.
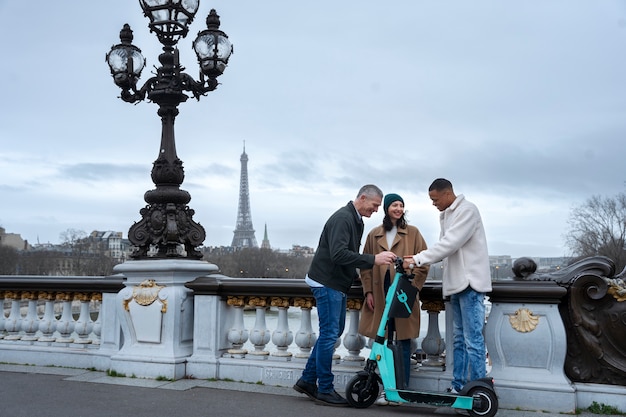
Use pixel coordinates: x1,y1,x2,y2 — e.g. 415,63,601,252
365,292,375,310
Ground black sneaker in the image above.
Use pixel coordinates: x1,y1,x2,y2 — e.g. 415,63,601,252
293,378,317,400
315,390,349,406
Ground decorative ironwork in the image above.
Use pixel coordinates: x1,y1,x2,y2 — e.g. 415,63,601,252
514,255,626,384
106,6,233,259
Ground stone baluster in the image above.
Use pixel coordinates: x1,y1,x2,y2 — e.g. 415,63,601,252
55,292,75,343
4,291,23,340
226,296,248,357
20,291,40,341
247,296,270,357
270,297,293,359
332,332,342,362
293,297,316,359
342,298,366,363
419,300,446,369
91,293,103,345
73,292,94,344
38,292,57,343
0,291,5,339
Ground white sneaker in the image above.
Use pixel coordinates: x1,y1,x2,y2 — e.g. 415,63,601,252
375,392,400,406
446,387,459,394
375,393,389,406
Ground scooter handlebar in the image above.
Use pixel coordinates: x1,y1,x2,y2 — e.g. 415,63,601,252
395,257,406,273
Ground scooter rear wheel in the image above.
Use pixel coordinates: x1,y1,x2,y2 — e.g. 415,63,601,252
468,386,498,417
345,374,379,408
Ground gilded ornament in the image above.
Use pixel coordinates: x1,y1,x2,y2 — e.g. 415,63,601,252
21,291,36,300
56,292,72,301
270,297,290,308
227,296,245,307
509,308,539,333
346,298,362,310
75,292,91,302
293,297,314,309
38,292,54,301
247,296,267,307
421,300,445,312
132,279,165,307
606,278,626,302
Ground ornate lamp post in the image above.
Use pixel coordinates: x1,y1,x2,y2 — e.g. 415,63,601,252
106,2,233,259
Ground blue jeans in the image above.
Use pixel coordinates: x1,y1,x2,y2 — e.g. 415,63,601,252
449,287,486,391
301,286,347,393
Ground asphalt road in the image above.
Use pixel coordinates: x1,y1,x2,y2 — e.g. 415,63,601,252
0,365,621,417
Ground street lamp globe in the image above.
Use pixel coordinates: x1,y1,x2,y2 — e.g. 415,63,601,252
139,0,200,46
106,24,145,90
193,9,233,80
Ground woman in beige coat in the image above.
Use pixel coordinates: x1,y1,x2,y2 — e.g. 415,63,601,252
358,193,429,405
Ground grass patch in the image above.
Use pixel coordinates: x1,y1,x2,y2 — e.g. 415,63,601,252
107,369,126,378
587,401,623,415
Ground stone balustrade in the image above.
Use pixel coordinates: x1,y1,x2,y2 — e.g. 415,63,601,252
0,257,624,413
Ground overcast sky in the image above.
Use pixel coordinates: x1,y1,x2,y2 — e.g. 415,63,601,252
1,1,625,259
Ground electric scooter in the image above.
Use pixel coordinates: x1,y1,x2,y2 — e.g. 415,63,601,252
345,258,498,417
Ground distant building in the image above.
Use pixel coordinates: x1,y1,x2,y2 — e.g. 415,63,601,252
490,255,513,279
533,256,572,272
414,254,577,281
88,230,130,262
288,245,315,257
427,261,444,279
260,224,271,249
201,245,238,256
0,227,29,251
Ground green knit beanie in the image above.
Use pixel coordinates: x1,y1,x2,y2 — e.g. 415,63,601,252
384,193,404,213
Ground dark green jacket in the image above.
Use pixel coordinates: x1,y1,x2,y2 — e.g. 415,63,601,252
307,202,376,293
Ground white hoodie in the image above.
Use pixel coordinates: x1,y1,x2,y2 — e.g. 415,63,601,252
412,194,492,297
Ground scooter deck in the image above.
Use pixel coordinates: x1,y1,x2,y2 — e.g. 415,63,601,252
386,388,474,410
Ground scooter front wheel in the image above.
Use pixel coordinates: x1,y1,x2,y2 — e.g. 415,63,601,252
345,374,379,408
468,386,498,417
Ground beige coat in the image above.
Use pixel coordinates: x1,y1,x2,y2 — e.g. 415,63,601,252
358,224,429,340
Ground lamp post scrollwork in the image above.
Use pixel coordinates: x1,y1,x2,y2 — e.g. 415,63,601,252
106,3,233,259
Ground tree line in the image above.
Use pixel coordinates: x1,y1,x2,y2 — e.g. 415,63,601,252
1,191,624,277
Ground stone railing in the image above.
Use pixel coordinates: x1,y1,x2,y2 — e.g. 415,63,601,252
0,275,124,370
0,256,624,413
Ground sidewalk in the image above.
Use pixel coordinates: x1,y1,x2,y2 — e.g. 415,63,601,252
0,364,620,417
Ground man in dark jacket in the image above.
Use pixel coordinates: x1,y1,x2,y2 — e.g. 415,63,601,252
293,184,396,406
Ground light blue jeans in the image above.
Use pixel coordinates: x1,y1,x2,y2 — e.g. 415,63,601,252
449,287,486,391
301,286,347,393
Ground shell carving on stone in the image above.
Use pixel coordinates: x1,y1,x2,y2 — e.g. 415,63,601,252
132,279,165,307
509,308,539,333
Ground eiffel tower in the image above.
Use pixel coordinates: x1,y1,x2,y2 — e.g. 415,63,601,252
231,143,258,248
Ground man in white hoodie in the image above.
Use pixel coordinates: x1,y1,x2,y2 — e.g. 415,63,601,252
403,178,491,394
